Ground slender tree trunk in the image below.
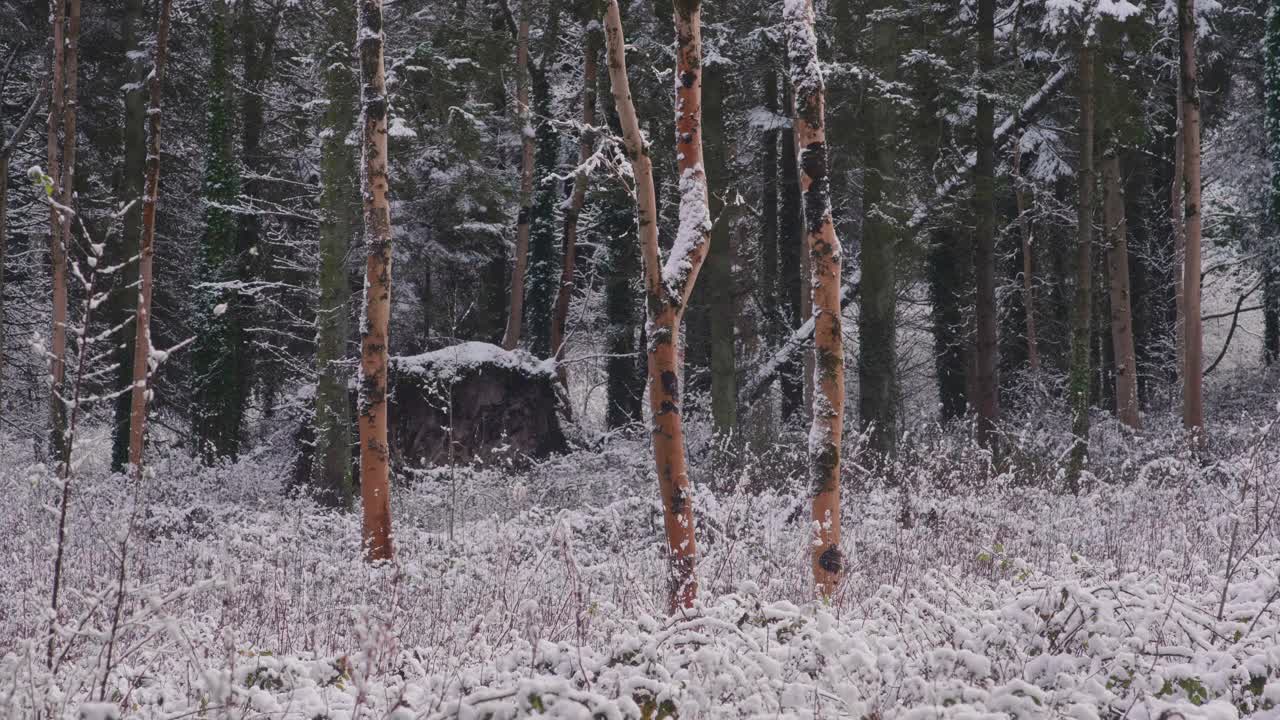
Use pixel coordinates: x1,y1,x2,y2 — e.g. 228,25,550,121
761,68,780,348
1012,139,1040,371
502,2,534,351
358,0,394,562
46,0,68,460
550,17,600,383
1267,0,1280,365
1172,75,1186,383
1179,0,1204,437
1102,139,1140,429
1068,41,1095,489
126,0,174,476
972,0,999,448
313,0,359,506
784,0,845,597
602,0,712,610
111,0,148,471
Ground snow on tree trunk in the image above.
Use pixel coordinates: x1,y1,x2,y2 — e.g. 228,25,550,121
358,0,394,562
502,2,534,352
601,0,712,611
1178,0,1205,439
784,0,845,598
126,0,173,477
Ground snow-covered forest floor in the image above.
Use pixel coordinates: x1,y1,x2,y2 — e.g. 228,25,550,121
3,375,1280,719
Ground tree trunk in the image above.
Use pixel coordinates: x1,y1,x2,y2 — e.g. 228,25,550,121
126,0,174,477
1172,75,1186,383
1178,0,1204,437
1102,140,1140,429
358,0,394,562
779,87,805,423
502,2,534,351
785,0,845,597
111,0,148,472
602,0,712,610
859,3,898,454
972,0,999,449
1012,139,1040,372
704,62,736,436
1068,41,1095,489
311,0,359,506
550,16,601,382
46,0,70,461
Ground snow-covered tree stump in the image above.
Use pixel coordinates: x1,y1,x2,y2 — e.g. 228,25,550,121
389,342,570,467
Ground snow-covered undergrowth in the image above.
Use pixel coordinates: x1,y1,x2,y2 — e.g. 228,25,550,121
2,402,1279,719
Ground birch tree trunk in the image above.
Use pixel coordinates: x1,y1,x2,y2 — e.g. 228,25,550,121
1068,41,1095,489
126,0,174,476
1102,137,1140,429
358,0,394,562
1012,139,1040,372
550,14,600,382
1178,0,1205,437
602,0,712,610
502,1,534,351
784,0,845,597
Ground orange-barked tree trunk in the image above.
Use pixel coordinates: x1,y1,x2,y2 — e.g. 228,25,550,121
783,0,845,598
357,0,394,562
502,0,534,351
550,11,601,382
602,0,712,611
1178,0,1205,437
127,0,174,476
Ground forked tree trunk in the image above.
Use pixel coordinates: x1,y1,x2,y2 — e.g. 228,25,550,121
502,1,534,351
1178,0,1205,437
550,15,601,381
357,0,394,562
1102,140,1141,429
1012,139,1040,371
783,0,845,598
602,0,712,611
1068,41,1095,489
126,0,174,475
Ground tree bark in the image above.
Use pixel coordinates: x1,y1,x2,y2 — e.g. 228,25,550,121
704,62,736,436
1102,139,1140,429
1267,0,1280,365
126,0,174,477
1012,138,1040,371
502,1,534,351
1172,74,1186,382
312,0,359,506
46,0,71,461
1178,0,1204,437
784,0,845,597
779,85,805,422
1068,41,1095,489
859,4,897,454
358,0,394,562
550,16,601,383
602,0,712,610
972,0,999,449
